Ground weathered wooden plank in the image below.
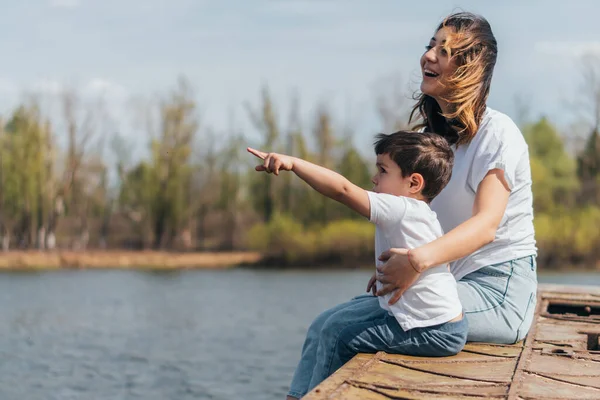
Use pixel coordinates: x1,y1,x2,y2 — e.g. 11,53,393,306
519,371,600,399
370,385,505,399
364,382,509,397
381,349,518,363
462,343,523,358
315,383,389,400
303,354,374,400
534,321,593,342
534,374,600,390
383,359,517,384
364,362,479,385
527,352,600,376
339,382,504,400
352,370,506,391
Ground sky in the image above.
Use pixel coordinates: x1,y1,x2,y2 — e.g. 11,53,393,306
0,0,599,158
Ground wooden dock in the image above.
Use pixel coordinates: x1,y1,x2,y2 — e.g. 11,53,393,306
305,284,600,399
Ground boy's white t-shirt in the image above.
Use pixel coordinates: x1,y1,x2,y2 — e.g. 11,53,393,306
367,192,462,331
430,107,537,281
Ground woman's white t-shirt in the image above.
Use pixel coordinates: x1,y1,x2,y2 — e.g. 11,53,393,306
430,107,537,280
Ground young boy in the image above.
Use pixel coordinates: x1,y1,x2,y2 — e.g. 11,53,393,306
247,131,467,400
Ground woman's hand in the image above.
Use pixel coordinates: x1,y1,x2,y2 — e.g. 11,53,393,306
366,273,377,296
375,248,422,305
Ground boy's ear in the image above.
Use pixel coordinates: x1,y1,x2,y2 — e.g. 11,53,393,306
409,173,425,193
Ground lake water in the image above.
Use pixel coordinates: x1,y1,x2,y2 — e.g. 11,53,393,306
0,268,599,400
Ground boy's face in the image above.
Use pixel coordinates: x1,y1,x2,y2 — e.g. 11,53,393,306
371,153,414,197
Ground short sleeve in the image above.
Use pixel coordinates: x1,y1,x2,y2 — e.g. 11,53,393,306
467,122,523,192
367,192,408,229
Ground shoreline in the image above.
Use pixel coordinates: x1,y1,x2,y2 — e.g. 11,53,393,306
0,250,263,271
0,250,597,272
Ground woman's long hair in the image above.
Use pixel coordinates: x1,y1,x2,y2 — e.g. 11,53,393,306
409,12,498,146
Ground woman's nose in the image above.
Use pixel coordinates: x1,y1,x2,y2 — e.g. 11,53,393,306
424,48,437,63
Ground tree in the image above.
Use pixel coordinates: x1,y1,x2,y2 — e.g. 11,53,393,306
577,128,600,204
149,77,198,248
280,93,302,215
194,127,218,250
246,86,280,222
60,89,104,250
576,55,600,205
0,103,56,250
311,104,336,222
373,74,410,132
335,146,372,220
117,160,157,248
524,117,578,212
216,135,245,250
117,77,199,249
580,54,600,132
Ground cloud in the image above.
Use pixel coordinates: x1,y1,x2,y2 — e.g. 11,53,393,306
535,41,600,58
0,78,17,93
49,0,81,8
32,79,63,95
261,1,347,18
83,78,128,100
27,78,128,101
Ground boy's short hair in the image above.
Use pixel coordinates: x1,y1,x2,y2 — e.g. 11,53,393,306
374,130,454,202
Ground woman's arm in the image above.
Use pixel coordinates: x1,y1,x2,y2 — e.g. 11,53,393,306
376,169,510,305
412,169,510,270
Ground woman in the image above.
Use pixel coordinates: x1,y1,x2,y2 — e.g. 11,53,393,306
286,11,537,399
376,11,537,344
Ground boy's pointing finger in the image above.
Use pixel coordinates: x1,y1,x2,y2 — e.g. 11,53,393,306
247,147,267,160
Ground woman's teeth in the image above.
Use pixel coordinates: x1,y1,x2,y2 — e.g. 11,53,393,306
424,69,439,77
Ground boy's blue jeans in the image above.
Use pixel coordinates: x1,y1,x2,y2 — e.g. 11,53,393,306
288,255,537,399
287,295,468,398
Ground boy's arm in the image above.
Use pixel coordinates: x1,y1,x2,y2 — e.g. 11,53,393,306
292,158,370,218
247,147,370,218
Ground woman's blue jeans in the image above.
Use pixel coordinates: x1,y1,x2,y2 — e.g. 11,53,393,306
457,255,538,343
288,255,537,399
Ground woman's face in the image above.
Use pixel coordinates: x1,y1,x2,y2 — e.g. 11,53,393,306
420,27,457,101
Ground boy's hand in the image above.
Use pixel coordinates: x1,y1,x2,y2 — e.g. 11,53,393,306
247,147,294,176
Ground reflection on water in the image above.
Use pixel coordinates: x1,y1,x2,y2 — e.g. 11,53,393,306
0,268,598,400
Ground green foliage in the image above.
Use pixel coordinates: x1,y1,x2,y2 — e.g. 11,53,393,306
535,207,600,266
524,117,600,267
115,77,199,248
524,117,578,212
334,147,373,220
318,220,375,262
246,213,318,263
246,86,280,222
246,214,374,266
578,129,600,178
0,104,56,246
577,129,600,204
